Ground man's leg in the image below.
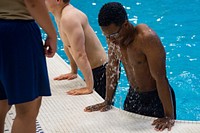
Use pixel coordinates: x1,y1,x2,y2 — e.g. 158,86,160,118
11,97,42,133
0,100,11,133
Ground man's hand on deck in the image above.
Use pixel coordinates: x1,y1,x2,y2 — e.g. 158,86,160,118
67,87,93,95
54,73,77,80
84,101,112,112
152,117,175,131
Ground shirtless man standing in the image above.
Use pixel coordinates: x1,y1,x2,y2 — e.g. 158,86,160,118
85,2,176,131
45,0,108,98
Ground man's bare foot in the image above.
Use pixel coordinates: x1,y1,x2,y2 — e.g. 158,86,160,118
54,73,77,80
67,87,93,95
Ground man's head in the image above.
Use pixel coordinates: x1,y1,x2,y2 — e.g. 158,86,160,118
98,2,128,42
45,0,70,12
98,2,128,27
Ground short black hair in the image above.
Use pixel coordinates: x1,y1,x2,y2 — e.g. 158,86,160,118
98,2,128,27
63,0,70,3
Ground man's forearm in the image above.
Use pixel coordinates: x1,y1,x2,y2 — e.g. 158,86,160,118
156,79,174,118
105,63,120,103
64,46,78,73
70,60,78,74
75,55,93,89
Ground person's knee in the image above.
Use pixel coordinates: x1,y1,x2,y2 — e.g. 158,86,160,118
0,100,10,117
15,97,42,120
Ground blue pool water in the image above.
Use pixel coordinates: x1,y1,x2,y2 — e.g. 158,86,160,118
42,0,200,121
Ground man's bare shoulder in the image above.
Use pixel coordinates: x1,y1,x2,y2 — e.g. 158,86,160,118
136,23,148,28
133,24,162,52
135,24,158,40
61,7,88,28
136,24,152,33
135,23,150,31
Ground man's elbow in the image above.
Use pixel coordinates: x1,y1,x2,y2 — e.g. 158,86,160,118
75,52,88,61
154,75,167,82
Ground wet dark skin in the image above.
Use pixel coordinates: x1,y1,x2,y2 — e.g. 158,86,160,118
84,21,175,131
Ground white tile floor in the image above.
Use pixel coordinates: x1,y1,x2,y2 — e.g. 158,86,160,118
5,54,200,133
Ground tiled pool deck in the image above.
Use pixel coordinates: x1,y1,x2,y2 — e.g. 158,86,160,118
4,54,200,133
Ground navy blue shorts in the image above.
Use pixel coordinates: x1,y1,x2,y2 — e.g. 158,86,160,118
0,19,51,105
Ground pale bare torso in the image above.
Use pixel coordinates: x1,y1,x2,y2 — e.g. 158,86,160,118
57,5,107,69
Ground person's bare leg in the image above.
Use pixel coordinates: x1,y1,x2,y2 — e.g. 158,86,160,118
0,100,11,133
11,97,42,133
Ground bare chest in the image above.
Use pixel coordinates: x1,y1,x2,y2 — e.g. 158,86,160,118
120,45,146,68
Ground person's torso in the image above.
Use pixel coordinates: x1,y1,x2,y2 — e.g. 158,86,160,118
120,24,158,92
0,0,32,20
58,5,107,69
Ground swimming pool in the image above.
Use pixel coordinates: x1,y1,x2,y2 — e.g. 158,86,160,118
42,0,200,121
